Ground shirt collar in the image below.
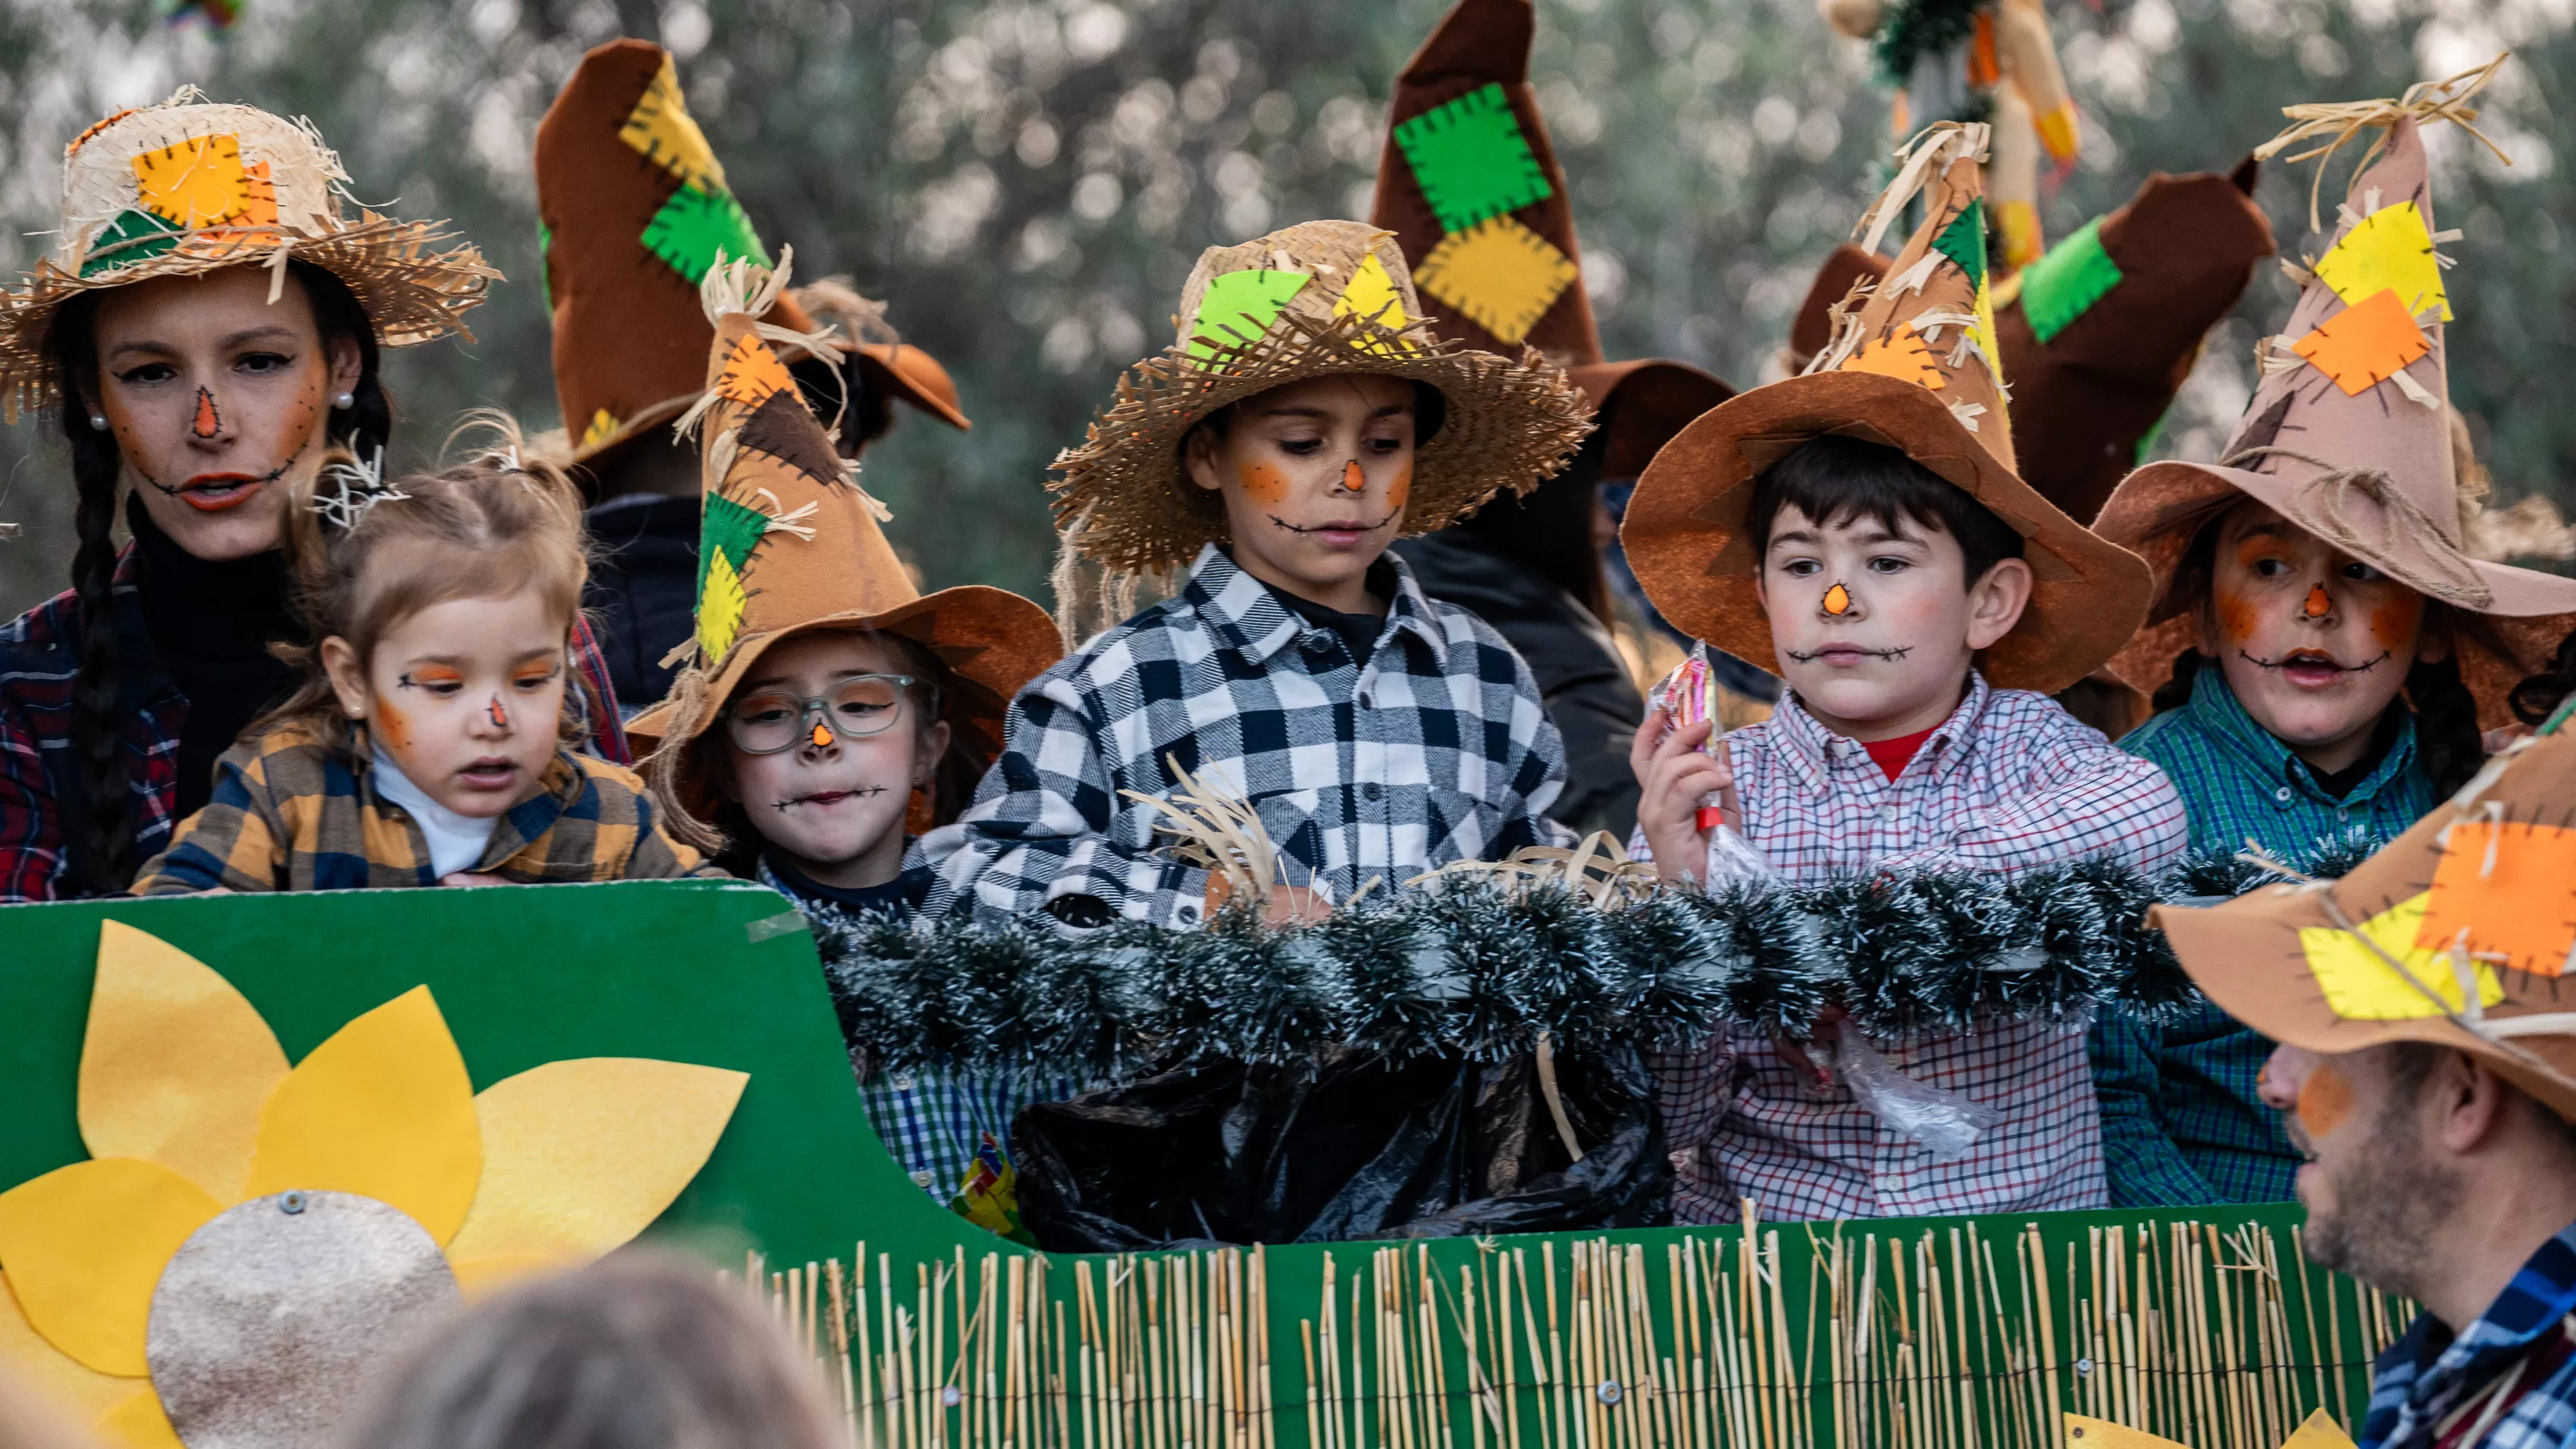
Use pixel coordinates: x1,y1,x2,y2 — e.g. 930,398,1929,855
2185,664,2420,804
1770,671,1993,790
1181,543,1449,670
2380,1220,2576,1438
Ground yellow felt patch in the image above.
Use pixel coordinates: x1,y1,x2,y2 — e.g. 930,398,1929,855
0,1158,220,1377
244,986,483,1245
1971,281,2005,391
713,330,793,409
130,133,250,230
2419,820,2576,976
617,53,728,195
0,1273,141,1422
1842,321,1947,391
1332,253,1413,353
94,1386,183,1449
697,548,750,662
1994,198,2044,273
2280,1409,2360,1449
447,1058,746,1264
2299,892,2505,1021
2292,288,2430,397
580,409,620,448
2314,199,2450,323
1413,215,1577,346
2062,1416,2185,1449
79,922,287,1202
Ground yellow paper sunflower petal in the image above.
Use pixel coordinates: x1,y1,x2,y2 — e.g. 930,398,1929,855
0,1159,220,1377
446,1058,748,1264
79,922,288,1201
0,1272,142,1421
244,986,482,1244
448,1252,563,1299
94,1387,184,1449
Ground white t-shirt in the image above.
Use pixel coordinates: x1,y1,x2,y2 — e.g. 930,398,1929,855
370,745,501,878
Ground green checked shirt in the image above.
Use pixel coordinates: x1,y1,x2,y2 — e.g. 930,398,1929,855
2089,664,2435,1206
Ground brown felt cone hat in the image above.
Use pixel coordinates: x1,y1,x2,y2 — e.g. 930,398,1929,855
536,39,966,482
2152,722,2576,1125
1996,159,2276,525
2095,105,2576,725
1368,0,1731,477
1622,123,2152,696
632,261,1060,837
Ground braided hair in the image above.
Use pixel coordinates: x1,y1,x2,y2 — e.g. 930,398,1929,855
46,260,388,895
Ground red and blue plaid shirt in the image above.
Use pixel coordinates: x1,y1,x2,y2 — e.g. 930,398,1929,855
0,545,630,901
2362,1222,2576,1449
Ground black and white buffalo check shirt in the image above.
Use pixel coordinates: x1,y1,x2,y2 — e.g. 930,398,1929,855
922,543,1572,926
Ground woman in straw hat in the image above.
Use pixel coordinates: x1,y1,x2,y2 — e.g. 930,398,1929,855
925,219,1592,928
2087,59,2576,1211
0,91,630,901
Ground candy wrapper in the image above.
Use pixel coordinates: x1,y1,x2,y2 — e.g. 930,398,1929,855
1649,645,1772,885
1824,1030,2002,1164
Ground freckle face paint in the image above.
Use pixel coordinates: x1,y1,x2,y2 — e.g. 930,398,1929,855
2215,588,2257,646
191,387,221,440
1822,582,1853,615
2296,1061,2354,1139
1236,462,1288,506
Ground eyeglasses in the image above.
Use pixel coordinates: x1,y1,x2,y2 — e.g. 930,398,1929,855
722,674,927,755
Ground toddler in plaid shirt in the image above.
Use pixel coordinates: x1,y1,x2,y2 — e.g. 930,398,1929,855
1614,124,2184,1224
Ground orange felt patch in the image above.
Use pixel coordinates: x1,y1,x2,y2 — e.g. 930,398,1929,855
713,331,793,409
1841,323,1945,391
2417,819,2576,975
2291,288,2430,397
2295,1061,2354,1140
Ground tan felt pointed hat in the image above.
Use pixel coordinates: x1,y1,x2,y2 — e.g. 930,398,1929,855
536,39,966,479
2152,718,2576,1125
2094,64,2576,724
0,88,495,421
631,261,1060,842
1049,218,1593,575
1366,0,1733,477
1783,244,1888,376
1620,123,2153,696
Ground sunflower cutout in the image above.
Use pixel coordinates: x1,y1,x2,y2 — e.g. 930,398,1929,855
0,922,747,1449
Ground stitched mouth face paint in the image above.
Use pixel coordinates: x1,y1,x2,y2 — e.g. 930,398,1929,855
1783,645,1911,663
1269,508,1400,536
1821,583,1853,615
191,386,221,440
1338,460,1365,493
2304,584,2332,619
2239,649,2391,676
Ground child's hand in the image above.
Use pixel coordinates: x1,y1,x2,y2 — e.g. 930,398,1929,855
1631,705,1736,884
440,871,509,888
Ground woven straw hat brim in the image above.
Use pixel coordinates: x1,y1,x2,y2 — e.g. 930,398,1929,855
2099,458,2576,722
0,215,495,421
1049,308,1593,575
629,584,1063,817
2150,727,2576,1125
1621,368,2154,697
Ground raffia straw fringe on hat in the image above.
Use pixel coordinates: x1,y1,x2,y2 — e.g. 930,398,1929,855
1047,219,1593,579
0,88,495,421
2092,54,2576,726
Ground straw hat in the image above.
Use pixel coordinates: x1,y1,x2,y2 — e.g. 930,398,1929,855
2152,722,2576,1124
1048,219,1593,575
632,261,1060,840
1619,123,2153,696
535,39,967,479
1367,0,1733,479
2093,63,2576,724
1994,160,2275,525
0,88,495,421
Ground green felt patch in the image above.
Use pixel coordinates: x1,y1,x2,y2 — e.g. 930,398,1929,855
537,219,554,306
697,488,773,600
81,208,182,277
2020,215,2124,345
1931,196,1987,290
641,182,771,287
1186,269,1311,361
1394,82,1554,235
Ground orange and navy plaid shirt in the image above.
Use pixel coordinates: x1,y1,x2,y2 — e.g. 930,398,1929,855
130,724,717,894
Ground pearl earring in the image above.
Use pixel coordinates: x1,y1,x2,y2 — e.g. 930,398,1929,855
331,391,355,410
88,413,107,432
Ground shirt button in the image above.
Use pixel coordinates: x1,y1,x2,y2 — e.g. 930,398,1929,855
1302,630,1334,653
2275,787,2294,803
890,1073,916,1092
909,1169,936,1188
1364,782,1383,802
2337,809,2351,822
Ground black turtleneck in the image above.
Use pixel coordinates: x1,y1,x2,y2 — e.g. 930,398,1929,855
128,495,303,818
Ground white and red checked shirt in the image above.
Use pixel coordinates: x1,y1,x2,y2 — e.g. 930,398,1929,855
1635,672,2189,1224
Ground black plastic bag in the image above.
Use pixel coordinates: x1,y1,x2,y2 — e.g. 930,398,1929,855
1012,1043,1668,1250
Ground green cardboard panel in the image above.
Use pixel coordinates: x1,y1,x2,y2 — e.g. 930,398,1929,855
1394,82,1555,236
2022,215,2126,345
641,181,770,287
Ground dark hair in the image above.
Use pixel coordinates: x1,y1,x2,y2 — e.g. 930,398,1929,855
1746,435,2023,588
46,260,387,895
1449,423,1612,620
2511,624,2576,727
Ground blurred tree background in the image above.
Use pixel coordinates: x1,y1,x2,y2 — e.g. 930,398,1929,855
0,0,2569,617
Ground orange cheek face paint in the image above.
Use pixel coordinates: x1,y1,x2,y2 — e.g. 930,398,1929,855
2215,589,2256,646
1236,462,1289,506
375,701,408,749
2369,591,2425,652
2295,1061,2354,1140
1388,460,1413,511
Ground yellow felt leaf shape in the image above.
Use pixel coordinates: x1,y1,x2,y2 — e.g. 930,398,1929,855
0,1273,138,1421
94,1386,183,1449
580,409,620,448
1971,280,2005,392
130,133,249,230
697,549,750,662
1842,322,1947,391
244,985,483,1244
0,1158,220,1376
713,330,793,409
2063,1416,2186,1449
1332,252,1413,355
79,922,287,1201
617,53,728,195
2300,892,2505,1022
447,1058,747,1264
2313,200,2450,323
2279,1409,2360,1449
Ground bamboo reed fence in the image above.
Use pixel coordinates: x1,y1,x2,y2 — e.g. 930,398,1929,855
736,1203,2404,1449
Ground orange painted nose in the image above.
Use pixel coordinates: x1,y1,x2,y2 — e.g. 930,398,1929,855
486,697,507,729
1340,460,1364,492
2305,585,2332,618
1823,583,1852,615
810,721,835,749
191,387,220,440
